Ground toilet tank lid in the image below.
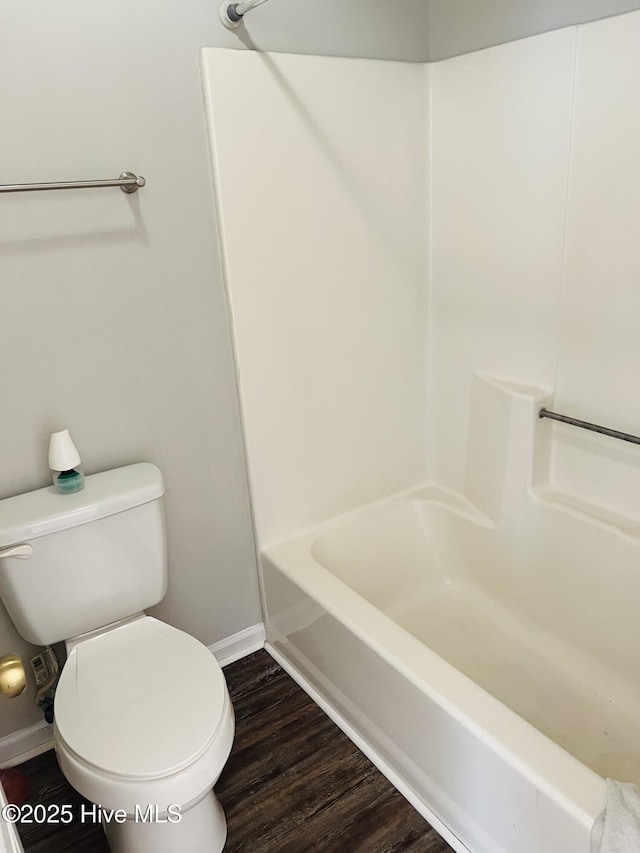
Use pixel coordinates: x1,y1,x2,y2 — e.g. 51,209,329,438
0,463,164,547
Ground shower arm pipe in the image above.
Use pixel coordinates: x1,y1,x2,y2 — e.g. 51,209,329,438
235,0,269,15
539,407,640,446
220,0,270,29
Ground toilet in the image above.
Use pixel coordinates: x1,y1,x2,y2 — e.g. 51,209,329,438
0,463,235,853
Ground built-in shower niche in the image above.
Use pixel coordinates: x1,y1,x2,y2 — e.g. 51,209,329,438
462,370,640,539
537,415,640,536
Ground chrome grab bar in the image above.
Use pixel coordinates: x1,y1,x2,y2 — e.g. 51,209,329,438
539,408,640,446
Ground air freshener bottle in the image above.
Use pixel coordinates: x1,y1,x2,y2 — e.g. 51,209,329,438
48,429,85,494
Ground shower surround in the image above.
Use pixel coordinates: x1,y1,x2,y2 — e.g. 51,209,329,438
202,12,640,852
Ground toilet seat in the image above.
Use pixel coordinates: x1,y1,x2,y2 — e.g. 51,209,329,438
53,616,234,812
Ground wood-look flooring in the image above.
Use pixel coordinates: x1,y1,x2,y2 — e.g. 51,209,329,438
15,649,453,852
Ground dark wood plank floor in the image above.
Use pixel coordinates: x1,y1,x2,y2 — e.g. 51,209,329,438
15,649,453,852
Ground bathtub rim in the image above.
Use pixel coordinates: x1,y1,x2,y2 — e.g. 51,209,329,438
261,494,607,835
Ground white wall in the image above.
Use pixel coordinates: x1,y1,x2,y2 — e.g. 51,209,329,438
430,12,640,519
0,0,429,742
428,0,640,60
203,51,428,546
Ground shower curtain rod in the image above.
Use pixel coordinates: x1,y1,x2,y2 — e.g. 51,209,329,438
219,0,270,29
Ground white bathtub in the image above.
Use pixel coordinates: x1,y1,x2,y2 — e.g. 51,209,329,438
0,782,23,853
260,481,630,853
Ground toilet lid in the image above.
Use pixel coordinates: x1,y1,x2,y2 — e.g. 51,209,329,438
54,617,229,780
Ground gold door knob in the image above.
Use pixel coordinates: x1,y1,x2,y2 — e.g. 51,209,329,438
0,654,26,698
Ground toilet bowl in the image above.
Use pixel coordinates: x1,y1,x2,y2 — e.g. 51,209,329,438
0,463,236,853
54,615,235,853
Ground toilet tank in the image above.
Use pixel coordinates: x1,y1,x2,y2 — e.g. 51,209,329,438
0,463,167,646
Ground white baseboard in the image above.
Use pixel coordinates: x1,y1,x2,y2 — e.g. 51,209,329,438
0,720,54,769
209,622,265,667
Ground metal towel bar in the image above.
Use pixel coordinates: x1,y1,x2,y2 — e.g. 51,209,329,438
0,171,145,195
539,408,640,446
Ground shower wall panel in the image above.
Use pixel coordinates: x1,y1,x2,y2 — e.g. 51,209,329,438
202,50,429,547
430,10,640,520
429,28,575,493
